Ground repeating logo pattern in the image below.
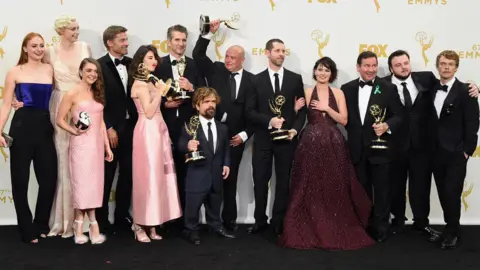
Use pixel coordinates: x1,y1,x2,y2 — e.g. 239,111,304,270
0,26,8,59
462,182,474,212
212,30,226,60
311,30,329,58
269,0,275,10
415,31,434,66
374,0,380,12
166,0,171,8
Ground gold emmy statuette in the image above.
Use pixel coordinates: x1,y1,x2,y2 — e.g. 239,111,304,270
167,59,190,100
199,12,241,35
185,116,206,163
415,32,434,67
269,0,275,11
369,104,388,149
374,0,380,13
133,63,172,97
269,95,289,140
311,30,329,58
165,0,171,8
462,182,474,212
212,30,226,60
0,26,8,59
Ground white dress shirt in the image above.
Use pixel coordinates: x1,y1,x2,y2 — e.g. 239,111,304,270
268,66,284,93
200,115,217,153
220,69,248,142
169,54,186,80
109,53,129,119
391,75,419,106
358,79,373,125
434,77,456,118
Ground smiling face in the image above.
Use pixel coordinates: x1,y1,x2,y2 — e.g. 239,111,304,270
61,21,80,43
168,30,187,57
23,36,46,62
80,62,98,85
143,50,158,72
357,56,378,82
314,64,331,84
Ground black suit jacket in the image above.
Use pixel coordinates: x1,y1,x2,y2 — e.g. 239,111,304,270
341,77,404,164
432,78,479,156
192,36,254,138
246,68,306,145
383,72,437,152
178,119,231,193
98,54,138,131
152,55,204,142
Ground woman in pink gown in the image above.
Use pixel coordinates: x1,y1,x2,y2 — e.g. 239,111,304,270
56,58,113,244
130,45,182,243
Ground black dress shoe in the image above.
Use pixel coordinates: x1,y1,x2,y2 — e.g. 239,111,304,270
375,231,388,243
215,229,235,239
224,221,238,232
247,223,268,234
390,223,405,235
440,235,458,249
183,230,201,245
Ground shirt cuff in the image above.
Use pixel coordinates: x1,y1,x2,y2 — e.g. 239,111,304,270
237,131,248,142
221,112,227,123
387,129,391,134
202,33,213,40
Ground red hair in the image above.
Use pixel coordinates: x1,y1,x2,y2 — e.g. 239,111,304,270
17,32,45,65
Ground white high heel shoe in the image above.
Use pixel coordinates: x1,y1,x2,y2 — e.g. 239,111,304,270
73,220,89,244
88,221,106,245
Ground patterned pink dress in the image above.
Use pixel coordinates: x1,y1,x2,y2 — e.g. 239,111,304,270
69,100,105,209
132,92,182,226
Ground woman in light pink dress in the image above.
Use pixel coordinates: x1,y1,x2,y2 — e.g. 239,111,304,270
130,45,182,243
56,58,113,244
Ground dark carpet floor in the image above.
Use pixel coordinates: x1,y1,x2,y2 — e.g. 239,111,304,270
0,225,478,270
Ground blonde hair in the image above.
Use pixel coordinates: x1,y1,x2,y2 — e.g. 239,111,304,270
54,15,76,35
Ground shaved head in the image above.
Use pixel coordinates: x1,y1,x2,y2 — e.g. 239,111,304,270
225,45,245,72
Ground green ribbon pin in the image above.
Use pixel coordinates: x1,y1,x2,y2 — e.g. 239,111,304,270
374,85,381,94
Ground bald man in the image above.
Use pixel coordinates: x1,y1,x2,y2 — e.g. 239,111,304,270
193,20,255,232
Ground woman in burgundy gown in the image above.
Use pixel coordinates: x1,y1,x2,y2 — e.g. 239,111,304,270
279,57,375,250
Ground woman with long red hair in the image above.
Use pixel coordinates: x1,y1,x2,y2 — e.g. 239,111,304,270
0,32,58,243
56,58,113,244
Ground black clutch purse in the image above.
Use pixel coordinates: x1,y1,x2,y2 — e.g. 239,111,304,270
1,132,13,148
75,111,91,130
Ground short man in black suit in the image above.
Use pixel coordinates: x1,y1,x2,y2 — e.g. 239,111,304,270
384,50,478,236
246,39,307,235
341,51,404,242
429,50,479,249
192,20,254,231
97,25,138,233
152,24,204,214
178,87,235,245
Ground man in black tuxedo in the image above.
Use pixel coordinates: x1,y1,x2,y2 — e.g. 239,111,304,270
429,50,479,249
246,38,306,235
384,50,479,237
178,87,235,245
152,25,204,215
192,20,254,232
341,51,404,242
97,25,138,233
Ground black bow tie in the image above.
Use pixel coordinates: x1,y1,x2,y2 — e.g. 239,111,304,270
114,58,128,66
171,59,185,66
438,85,448,92
359,80,374,88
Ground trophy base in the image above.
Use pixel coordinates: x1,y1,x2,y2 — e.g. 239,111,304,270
185,150,206,163
199,15,210,36
173,91,190,100
270,129,290,141
370,138,388,149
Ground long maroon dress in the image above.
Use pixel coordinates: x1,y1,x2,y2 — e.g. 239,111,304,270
279,87,375,250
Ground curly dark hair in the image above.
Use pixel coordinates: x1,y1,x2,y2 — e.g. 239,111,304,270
79,58,105,105
129,45,162,82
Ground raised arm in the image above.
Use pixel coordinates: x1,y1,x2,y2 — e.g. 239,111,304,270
192,35,216,83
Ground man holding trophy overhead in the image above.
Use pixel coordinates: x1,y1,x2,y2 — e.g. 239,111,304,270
153,24,205,219
193,17,255,232
340,51,404,243
246,38,306,236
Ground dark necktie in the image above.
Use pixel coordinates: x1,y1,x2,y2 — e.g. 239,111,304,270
359,80,374,88
274,73,280,94
171,60,177,66
114,58,128,66
230,72,238,102
401,82,413,110
207,122,214,153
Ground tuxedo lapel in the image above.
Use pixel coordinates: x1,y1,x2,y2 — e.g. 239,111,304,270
163,56,175,79
236,73,249,101
363,78,382,126
215,120,222,155
350,80,362,125
280,69,288,93
197,124,213,155
262,70,275,96
105,55,124,91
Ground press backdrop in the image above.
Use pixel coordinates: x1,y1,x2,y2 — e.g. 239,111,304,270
1,0,479,225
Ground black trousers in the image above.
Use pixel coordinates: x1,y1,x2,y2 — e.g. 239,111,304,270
354,152,390,234
97,119,135,231
433,148,467,237
9,108,57,242
252,138,296,228
390,148,432,228
221,144,244,224
184,189,223,232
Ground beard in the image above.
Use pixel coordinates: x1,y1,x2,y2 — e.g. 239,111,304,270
393,71,411,81
201,108,216,119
